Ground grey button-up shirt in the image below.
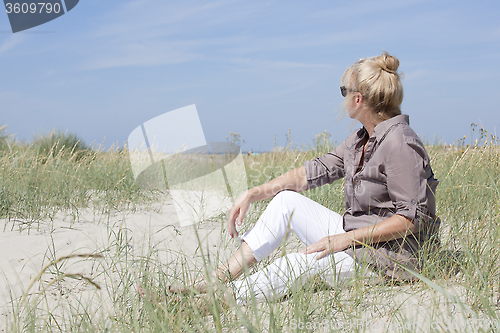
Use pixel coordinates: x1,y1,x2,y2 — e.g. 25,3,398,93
304,114,440,280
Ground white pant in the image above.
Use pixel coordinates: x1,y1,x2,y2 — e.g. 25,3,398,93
232,191,358,305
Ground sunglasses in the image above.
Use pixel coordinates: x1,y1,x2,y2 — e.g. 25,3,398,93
340,86,357,97
340,86,349,97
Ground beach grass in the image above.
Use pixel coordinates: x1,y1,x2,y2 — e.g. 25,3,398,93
0,131,158,232
1,127,499,332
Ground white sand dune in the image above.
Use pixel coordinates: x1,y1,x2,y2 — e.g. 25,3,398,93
0,199,496,331
0,197,236,331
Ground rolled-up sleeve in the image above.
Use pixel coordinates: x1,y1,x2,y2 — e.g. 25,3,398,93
385,137,432,230
303,142,346,190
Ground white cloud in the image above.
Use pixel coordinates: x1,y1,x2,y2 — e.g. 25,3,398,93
307,0,432,20
227,57,335,70
88,0,256,40
82,40,204,69
0,35,25,54
223,29,367,56
78,0,260,69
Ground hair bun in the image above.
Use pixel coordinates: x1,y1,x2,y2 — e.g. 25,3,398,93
341,51,403,120
375,51,399,74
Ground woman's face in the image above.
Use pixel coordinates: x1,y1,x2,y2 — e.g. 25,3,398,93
343,76,362,120
345,87,360,120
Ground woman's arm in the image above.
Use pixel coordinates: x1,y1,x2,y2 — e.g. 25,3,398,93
227,166,308,238
302,214,416,259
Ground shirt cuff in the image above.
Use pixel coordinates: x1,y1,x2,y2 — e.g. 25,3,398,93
394,200,418,221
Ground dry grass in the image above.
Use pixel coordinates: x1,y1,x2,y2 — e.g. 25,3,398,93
1,128,499,332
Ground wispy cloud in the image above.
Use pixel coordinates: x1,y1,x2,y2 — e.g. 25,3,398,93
82,40,204,70
78,1,367,70
79,0,259,69
96,0,263,38
226,57,335,70
0,35,25,54
222,29,367,56
307,0,432,20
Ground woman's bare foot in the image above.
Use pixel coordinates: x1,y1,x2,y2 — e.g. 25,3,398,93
136,283,160,302
181,286,235,317
136,282,232,318
168,273,216,294
170,242,257,294
136,283,174,303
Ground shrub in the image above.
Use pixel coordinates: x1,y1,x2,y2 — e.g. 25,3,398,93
0,125,11,154
31,129,88,162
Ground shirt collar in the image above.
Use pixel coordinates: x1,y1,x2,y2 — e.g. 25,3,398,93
371,114,409,139
355,114,409,144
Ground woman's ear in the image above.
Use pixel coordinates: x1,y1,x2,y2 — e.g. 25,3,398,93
355,92,363,109
356,92,363,103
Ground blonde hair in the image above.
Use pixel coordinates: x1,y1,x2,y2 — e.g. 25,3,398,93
342,52,403,120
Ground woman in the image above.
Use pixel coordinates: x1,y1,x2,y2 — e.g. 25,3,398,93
159,52,440,307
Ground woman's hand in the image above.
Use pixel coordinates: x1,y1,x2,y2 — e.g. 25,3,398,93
226,167,308,239
301,214,415,260
301,233,354,260
227,191,251,238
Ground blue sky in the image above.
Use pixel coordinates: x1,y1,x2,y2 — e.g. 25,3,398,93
1,0,499,151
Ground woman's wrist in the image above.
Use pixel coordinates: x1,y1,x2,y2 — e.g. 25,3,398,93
345,231,359,248
345,215,415,248
248,183,276,202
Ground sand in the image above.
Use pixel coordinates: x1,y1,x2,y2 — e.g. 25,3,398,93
0,197,237,331
0,198,497,332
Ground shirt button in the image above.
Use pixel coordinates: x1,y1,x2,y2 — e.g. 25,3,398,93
411,200,416,205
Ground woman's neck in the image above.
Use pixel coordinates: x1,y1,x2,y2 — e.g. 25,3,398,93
358,109,381,137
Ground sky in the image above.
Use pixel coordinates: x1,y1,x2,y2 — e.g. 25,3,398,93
1,0,499,152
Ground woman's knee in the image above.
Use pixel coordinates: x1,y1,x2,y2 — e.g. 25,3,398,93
274,190,301,200
270,190,304,209
264,190,302,220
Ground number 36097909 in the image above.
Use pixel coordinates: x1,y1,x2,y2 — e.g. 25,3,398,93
5,2,62,14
